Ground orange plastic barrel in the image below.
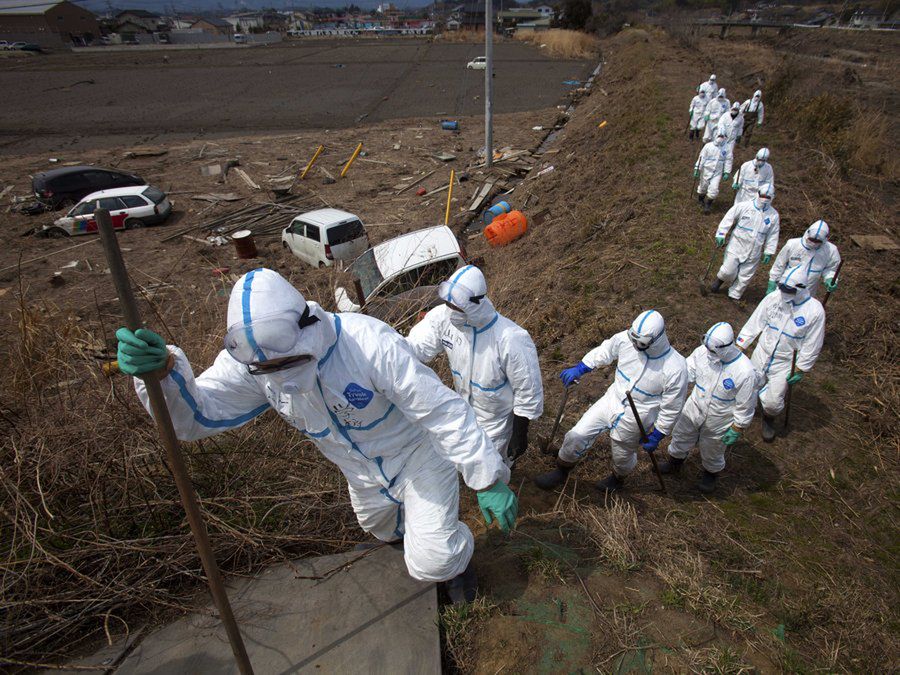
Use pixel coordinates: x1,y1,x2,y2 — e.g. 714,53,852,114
484,210,527,247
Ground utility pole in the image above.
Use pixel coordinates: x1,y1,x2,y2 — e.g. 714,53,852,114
484,0,493,167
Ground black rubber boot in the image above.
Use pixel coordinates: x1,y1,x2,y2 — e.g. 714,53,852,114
761,414,777,442
703,197,713,214
709,277,723,294
533,464,571,491
594,473,624,495
698,470,719,494
445,561,478,604
658,456,685,475
697,192,705,205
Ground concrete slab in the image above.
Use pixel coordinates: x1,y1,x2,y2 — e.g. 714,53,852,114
114,547,440,675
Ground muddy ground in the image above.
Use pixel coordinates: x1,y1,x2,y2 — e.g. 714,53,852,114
0,38,593,154
1,27,898,673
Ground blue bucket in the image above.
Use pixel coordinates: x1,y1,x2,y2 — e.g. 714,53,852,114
441,120,459,131
484,201,511,222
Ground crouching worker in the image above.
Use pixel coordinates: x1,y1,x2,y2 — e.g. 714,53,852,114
406,265,544,468
116,268,517,604
534,310,687,495
736,266,825,442
659,322,757,494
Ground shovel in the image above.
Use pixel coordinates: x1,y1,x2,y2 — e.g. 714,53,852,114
541,382,576,455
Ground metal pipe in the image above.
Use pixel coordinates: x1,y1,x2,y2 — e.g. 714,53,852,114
96,209,254,675
300,144,325,180
484,0,493,168
444,169,455,226
341,142,363,178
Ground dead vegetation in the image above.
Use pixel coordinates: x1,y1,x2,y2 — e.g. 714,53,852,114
515,29,601,60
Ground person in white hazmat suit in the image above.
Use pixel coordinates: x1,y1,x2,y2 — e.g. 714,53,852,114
694,131,734,214
739,90,765,147
716,101,744,154
703,88,730,142
710,183,780,300
737,265,825,442
406,265,544,467
533,310,688,495
115,268,518,603
698,74,718,101
688,89,708,141
732,148,774,205
658,322,757,494
767,220,841,297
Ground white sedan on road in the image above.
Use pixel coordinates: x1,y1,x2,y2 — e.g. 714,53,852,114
466,56,487,70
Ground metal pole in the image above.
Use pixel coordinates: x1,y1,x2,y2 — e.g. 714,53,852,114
624,391,668,495
95,209,254,675
484,0,493,168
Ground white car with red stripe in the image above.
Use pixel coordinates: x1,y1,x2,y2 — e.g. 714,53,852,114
42,185,173,237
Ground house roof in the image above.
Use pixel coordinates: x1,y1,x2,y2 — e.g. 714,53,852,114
0,0,64,16
115,8,158,18
193,16,230,27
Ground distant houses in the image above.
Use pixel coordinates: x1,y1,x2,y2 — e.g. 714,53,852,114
0,0,99,47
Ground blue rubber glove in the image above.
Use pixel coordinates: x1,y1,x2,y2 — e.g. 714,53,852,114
641,428,665,453
715,236,725,247
766,280,777,294
824,277,838,292
560,361,591,387
723,171,730,181
762,254,772,264
477,482,518,533
786,372,803,385
116,327,169,376
722,428,741,445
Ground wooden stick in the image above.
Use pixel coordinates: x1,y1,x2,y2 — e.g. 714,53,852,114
96,209,254,675
444,169,455,226
340,142,363,179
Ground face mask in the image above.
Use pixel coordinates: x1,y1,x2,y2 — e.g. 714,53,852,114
757,197,771,210
731,110,738,118
265,360,318,394
449,310,469,329
754,159,763,169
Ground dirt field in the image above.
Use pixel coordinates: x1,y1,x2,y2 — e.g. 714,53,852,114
1,27,898,673
0,38,593,155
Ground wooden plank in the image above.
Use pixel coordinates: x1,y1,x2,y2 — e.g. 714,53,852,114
233,168,261,191
467,182,495,212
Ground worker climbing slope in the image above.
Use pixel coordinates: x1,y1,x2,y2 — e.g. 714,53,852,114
710,183,780,300
688,88,708,141
732,148,775,205
694,131,734,214
406,265,544,467
703,88,730,142
716,101,744,154
768,220,842,297
737,266,826,442
659,322,757,494
534,310,687,495
739,90,765,146
116,268,517,604
698,73,718,100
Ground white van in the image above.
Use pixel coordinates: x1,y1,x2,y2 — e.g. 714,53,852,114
233,33,248,44
282,208,369,268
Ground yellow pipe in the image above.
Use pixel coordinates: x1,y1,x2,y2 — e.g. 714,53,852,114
300,144,324,180
444,169,455,226
340,142,363,178
597,120,608,129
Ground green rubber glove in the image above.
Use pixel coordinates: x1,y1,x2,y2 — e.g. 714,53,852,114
704,114,710,121
824,277,838,292
722,428,741,445
715,236,725,247
723,172,730,181
477,481,518,534
766,280,777,294
762,254,772,264
116,327,169,376
786,371,803,385
757,121,762,127
693,168,700,178
732,182,739,190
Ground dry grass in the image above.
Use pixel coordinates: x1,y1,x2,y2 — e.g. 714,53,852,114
0,281,358,669
439,596,497,671
434,29,484,43
514,29,601,60
573,501,644,572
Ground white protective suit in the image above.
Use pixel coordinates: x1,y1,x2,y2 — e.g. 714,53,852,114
716,104,744,153
559,311,688,477
668,323,757,473
695,136,733,201
733,150,774,204
689,92,708,131
133,268,509,583
698,75,718,101
769,220,841,296
406,265,544,463
715,191,780,299
737,266,826,416
703,89,730,142
740,91,765,127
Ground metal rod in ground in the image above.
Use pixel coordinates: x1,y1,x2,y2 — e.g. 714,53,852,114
444,169,455,226
484,0,493,168
341,142,363,178
95,208,254,675
784,350,798,429
300,144,324,180
624,390,668,494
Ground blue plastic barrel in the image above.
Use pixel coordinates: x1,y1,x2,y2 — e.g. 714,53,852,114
484,201,511,222
441,120,459,131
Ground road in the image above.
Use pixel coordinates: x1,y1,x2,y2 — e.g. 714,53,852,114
0,39,594,154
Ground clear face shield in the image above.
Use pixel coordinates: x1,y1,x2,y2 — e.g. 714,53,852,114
628,328,657,352
224,309,319,374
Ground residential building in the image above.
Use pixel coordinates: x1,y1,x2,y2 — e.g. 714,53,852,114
0,0,99,46
191,17,233,36
114,9,161,32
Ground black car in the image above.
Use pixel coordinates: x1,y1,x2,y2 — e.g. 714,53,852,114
32,166,144,210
